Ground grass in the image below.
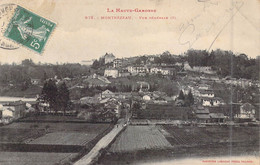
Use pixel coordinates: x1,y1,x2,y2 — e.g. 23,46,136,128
163,125,259,145
19,115,84,122
1,122,110,145
29,132,97,145
97,125,259,165
0,122,113,164
0,128,45,143
0,152,77,165
109,125,171,153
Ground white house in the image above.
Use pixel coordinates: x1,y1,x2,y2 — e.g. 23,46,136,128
31,78,40,85
101,90,115,99
1,107,15,118
113,58,123,68
104,68,119,78
199,89,214,98
104,53,116,64
127,66,147,75
201,97,224,107
184,62,215,74
143,95,151,101
235,103,256,120
198,84,210,90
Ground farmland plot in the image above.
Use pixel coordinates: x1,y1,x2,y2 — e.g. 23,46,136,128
0,152,77,165
29,132,97,145
1,122,110,145
0,128,45,143
3,122,110,134
163,125,260,146
110,126,172,152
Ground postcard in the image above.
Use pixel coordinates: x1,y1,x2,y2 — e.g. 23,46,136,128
0,0,259,165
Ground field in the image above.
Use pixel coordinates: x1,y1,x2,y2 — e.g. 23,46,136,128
0,152,77,165
3,122,110,133
109,125,171,152
29,132,97,145
0,122,110,145
162,125,260,146
0,122,112,164
0,127,45,143
97,125,259,165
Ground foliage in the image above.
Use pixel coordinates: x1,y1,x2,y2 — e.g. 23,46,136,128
57,82,71,114
184,90,194,107
0,60,91,85
178,90,185,100
185,49,259,80
91,57,105,69
132,102,142,118
177,90,194,107
38,80,71,113
38,79,58,112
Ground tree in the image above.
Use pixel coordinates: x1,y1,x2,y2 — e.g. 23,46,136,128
184,90,194,107
42,72,47,82
178,90,185,100
37,79,58,113
91,60,99,69
132,102,142,118
22,59,34,66
57,82,71,115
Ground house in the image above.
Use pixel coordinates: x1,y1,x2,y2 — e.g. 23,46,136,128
84,74,111,87
104,53,115,64
195,106,210,123
31,78,40,85
198,84,210,90
100,110,117,122
127,65,147,75
80,96,100,105
161,68,175,76
143,95,151,101
118,69,131,77
237,78,252,88
153,97,168,104
132,81,150,92
209,113,225,123
201,97,224,107
150,67,162,74
104,68,119,78
113,58,123,68
235,103,256,122
104,102,120,115
1,101,26,119
101,90,115,98
184,62,215,74
152,91,167,98
1,107,14,118
199,89,214,98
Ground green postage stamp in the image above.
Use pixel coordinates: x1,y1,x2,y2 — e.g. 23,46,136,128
4,5,56,53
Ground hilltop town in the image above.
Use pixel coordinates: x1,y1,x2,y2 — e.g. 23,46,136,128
0,49,259,165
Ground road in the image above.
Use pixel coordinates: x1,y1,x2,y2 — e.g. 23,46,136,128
74,119,126,165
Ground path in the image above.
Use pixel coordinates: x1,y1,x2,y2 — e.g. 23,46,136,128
74,119,125,165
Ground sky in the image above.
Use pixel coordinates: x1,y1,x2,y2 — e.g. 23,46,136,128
0,0,259,64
